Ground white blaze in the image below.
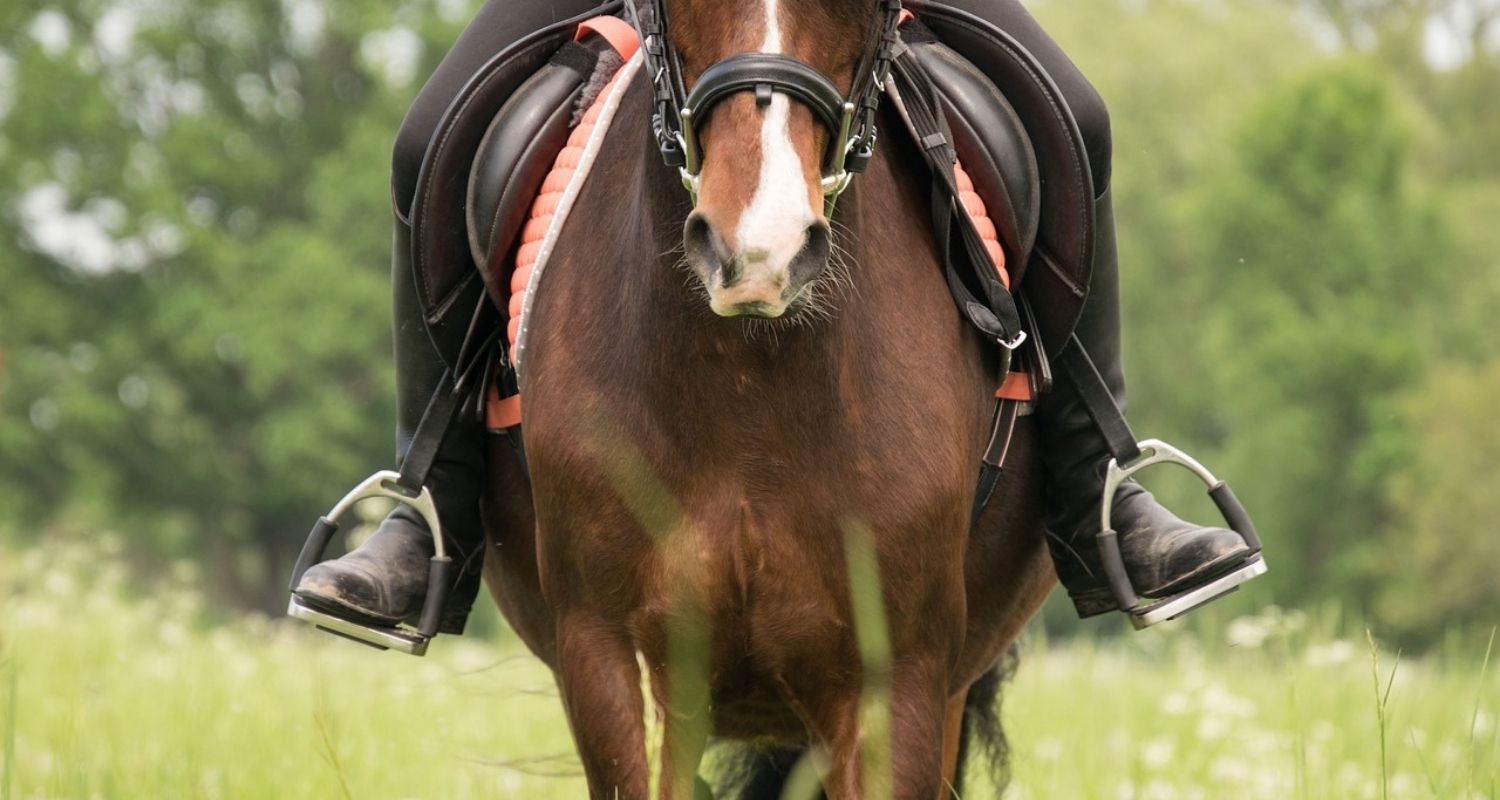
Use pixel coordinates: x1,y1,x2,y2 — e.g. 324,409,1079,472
732,0,816,278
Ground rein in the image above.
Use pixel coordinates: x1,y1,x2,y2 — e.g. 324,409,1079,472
626,0,904,215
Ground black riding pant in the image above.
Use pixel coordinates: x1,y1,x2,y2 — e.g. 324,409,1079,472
390,0,1113,219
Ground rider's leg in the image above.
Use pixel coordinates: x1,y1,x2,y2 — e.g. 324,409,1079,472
932,0,1254,617
293,0,602,633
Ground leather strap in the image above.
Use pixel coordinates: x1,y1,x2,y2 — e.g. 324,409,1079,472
1056,334,1141,466
888,44,1025,353
970,396,1024,527
686,53,847,135
395,300,503,495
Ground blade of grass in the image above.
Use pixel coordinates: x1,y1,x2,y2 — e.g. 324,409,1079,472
1407,729,1439,798
843,520,891,800
637,650,663,800
1367,629,1397,800
781,749,830,800
1468,627,1497,798
3,658,14,800
311,678,353,800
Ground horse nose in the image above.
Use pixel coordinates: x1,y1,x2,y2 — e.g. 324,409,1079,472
684,212,832,319
685,212,736,283
789,219,831,288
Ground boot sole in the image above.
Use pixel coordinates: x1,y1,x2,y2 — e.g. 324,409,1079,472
1131,556,1268,629
292,588,409,630
1067,545,1257,618
1143,544,1254,599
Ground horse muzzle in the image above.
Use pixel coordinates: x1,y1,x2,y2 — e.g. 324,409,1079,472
684,212,831,319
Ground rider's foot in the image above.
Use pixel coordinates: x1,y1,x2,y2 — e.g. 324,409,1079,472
294,508,435,628
1053,482,1253,617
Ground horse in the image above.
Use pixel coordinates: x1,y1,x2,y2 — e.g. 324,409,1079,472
478,1,1056,796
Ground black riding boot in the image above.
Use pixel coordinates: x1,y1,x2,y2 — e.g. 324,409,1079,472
1037,188,1255,619
293,216,488,635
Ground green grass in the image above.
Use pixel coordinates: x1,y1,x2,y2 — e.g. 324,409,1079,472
1,542,1495,799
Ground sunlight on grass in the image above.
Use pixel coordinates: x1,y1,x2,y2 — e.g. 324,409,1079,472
0,541,1495,799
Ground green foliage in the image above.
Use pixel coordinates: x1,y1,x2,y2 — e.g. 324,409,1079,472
0,0,473,607
1195,61,1455,605
1375,359,1500,643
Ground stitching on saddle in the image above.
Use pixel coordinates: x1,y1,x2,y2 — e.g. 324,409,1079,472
1035,246,1085,298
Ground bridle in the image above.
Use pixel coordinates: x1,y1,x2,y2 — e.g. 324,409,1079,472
626,0,905,215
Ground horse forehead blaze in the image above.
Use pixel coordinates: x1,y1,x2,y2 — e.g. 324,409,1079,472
675,0,870,254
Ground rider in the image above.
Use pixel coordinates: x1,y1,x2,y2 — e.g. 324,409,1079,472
292,0,1259,636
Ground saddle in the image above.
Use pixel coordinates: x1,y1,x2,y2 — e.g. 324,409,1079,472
406,4,1096,383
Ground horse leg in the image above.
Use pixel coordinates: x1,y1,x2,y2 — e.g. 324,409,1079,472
784,691,862,799
886,661,951,800
790,664,948,799
938,693,967,798
555,615,651,799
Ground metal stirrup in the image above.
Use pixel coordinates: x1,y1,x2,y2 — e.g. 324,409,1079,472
286,471,456,656
1097,440,1268,628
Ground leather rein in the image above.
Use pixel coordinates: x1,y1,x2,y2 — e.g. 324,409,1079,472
626,0,905,215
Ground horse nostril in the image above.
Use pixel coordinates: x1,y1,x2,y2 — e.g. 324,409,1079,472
789,220,832,286
684,213,735,282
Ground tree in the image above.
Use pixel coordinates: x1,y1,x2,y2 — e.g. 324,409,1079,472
0,0,473,610
1195,61,1456,608
1373,358,1500,644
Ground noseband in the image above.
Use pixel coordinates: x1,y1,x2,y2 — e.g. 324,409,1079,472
627,0,904,215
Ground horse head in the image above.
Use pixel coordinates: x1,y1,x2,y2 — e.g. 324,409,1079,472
654,0,894,319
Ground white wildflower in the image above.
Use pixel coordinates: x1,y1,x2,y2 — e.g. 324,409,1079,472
1305,639,1356,667
1142,736,1176,770
1160,691,1190,716
1033,736,1063,762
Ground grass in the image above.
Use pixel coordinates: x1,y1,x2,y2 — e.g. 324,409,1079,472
0,541,1496,799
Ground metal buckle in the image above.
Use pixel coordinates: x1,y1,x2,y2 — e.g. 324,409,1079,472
1097,440,1267,629
285,470,454,656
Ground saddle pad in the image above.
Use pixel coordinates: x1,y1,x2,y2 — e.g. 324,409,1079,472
486,28,643,429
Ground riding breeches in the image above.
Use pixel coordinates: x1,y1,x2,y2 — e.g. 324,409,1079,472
389,0,1114,219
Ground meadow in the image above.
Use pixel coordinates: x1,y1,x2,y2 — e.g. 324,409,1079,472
1,541,1495,799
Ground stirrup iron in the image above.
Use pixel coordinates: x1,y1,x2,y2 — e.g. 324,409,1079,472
1098,440,1268,629
286,470,456,656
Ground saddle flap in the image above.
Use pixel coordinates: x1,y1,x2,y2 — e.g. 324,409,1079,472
408,2,624,369
905,1,1096,356
466,46,597,294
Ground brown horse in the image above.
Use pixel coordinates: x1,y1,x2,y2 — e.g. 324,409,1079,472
480,1,1055,796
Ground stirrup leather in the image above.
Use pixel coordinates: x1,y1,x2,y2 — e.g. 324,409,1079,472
286,470,456,656
1098,439,1267,629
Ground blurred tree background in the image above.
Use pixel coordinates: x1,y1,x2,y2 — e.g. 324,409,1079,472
0,0,1496,647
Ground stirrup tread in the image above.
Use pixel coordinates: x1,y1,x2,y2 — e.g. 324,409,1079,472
287,596,431,656
1127,556,1268,629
